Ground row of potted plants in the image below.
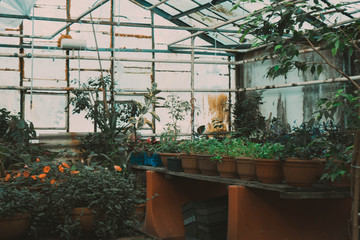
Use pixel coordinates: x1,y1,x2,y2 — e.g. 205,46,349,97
144,135,351,188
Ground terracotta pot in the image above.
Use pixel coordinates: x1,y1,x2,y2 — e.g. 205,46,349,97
0,212,30,240
283,158,321,187
217,156,238,178
197,154,219,176
159,153,180,168
181,154,200,174
254,158,283,184
72,207,95,234
236,157,257,181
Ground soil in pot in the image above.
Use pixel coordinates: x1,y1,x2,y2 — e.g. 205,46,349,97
197,154,218,176
236,157,256,181
181,154,200,174
217,156,238,178
283,158,321,187
254,158,283,184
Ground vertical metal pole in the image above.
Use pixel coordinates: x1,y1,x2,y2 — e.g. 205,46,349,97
191,36,195,139
19,23,25,119
110,0,115,113
228,56,232,132
65,0,71,132
151,10,156,135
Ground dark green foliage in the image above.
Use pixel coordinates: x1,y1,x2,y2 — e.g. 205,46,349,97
0,184,39,218
233,91,266,138
233,1,359,80
35,166,142,240
0,108,36,144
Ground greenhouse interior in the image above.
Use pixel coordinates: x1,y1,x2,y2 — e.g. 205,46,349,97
0,0,360,239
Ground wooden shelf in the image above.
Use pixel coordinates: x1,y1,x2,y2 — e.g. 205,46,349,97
130,165,350,199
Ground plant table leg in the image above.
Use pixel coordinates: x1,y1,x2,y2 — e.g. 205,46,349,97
228,186,351,240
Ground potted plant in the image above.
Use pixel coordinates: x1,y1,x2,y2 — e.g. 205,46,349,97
254,142,284,184
155,133,180,168
208,137,238,179
229,139,258,181
0,184,38,239
178,140,200,174
36,164,143,240
193,138,219,176
282,124,325,187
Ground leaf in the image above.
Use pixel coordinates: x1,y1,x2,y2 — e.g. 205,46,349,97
331,47,337,56
274,65,280,72
150,111,160,122
317,65,323,76
274,44,283,52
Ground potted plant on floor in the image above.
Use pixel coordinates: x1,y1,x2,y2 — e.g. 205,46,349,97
36,164,143,240
0,184,38,240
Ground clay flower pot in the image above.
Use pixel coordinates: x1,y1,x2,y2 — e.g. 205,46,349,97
159,153,179,168
283,158,321,187
236,157,257,181
217,156,238,178
181,154,200,174
0,212,30,240
197,154,218,176
254,158,283,184
72,207,95,234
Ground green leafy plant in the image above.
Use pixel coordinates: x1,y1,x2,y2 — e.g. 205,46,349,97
0,184,38,218
124,83,163,138
163,94,192,136
253,142,284,160
34,165,143,240
233,91,266,139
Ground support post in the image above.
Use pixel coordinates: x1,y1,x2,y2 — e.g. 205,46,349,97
65,0,71,132
151,10,156,134
228,56,232,132
19,23,25,118
190,36,195,139
110,0,115,114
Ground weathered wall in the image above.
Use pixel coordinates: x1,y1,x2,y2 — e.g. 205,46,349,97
236,47,349,128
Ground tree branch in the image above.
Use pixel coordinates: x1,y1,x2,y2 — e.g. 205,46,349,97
304,37,360,91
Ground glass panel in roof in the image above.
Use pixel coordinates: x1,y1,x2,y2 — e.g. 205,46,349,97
188,12,225,26
167,0,200,12
157,4,181,15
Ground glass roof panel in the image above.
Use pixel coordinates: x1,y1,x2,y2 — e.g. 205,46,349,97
130,0,360,49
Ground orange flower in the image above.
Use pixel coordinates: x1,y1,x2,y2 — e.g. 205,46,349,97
23,171,30,178
38,173,46,179
70,170,79,175
114,165,122,172
36,158,40,162
5,174,11,181
58,164,64,173
43,166,51,173
31,175,37,180
14,173,21,178
62,162,70,169
50,179,56,184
